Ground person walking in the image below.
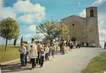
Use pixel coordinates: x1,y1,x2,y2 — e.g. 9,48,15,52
50,44,55,57
29,42,38,69
59,41,65,55
44,43,49,60
36,42,41,65
69,41,74,49
24,42,29,65
19,43,27,66
104,42,106,49
39,43,45,67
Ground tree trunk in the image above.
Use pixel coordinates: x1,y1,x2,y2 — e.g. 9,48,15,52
14,38,17,46
5,39,8,51
20,36,23,45
31,38,34,43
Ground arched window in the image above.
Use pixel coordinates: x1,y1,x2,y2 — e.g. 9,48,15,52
90,9,94,17
72,24,75,27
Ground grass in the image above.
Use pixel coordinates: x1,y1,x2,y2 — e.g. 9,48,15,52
82,52,106,73
0,45,19,63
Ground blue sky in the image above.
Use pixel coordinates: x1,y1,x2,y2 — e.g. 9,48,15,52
4,0,94,20
0,0,106,46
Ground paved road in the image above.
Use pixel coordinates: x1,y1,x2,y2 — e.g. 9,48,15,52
2,47,105,73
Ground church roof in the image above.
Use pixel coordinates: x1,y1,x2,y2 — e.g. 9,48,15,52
61,15,85,21
61,15,86,23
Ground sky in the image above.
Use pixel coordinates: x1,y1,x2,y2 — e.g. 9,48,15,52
0,0,106,46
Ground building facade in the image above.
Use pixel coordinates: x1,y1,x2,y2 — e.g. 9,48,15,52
61,7,99,47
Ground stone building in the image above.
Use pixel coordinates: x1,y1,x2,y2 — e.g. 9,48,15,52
61,7,99,47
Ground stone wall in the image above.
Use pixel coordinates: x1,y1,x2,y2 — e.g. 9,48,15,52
61,7,100,47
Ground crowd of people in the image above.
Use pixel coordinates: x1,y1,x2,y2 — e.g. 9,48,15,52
18,40,80,69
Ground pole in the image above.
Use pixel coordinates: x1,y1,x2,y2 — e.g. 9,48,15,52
0,64,1,73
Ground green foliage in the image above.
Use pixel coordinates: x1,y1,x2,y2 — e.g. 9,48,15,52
0,17,20,50
0,17,19,39
40,21,59,40
82,52,106,73
58,23,70,40
40,21,70,40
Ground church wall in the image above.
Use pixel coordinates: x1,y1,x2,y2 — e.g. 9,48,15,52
86,17,99,46
62,16,86,43
61,7,100,47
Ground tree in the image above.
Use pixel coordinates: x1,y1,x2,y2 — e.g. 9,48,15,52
20,36,23,45
39,21,59,41
0,17,20,50
31,38,34,43
58,23,70,40
39,21,70,41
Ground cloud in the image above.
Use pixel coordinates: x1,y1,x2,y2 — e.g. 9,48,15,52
17,14,34,24
27,24,36,32
0,0,46,21
80,9,86,17
0,0,46,44
0,0,3,7
98,13,106,44
22,24,45,42
92,0,106,6
0,7,16,19
14,0,46,20
20,24,37,42
0,0,16,19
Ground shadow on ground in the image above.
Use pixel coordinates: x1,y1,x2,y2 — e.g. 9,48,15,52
1,63,32,73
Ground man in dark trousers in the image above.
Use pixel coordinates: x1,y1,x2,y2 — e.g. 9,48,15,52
104,42,106,49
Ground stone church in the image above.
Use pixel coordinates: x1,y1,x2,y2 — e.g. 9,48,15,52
61,7,99,47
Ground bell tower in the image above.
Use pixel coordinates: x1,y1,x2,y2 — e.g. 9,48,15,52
86,7,99,47
86,7,97,17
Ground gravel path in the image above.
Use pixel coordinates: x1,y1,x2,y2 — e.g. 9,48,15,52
2,47,105,73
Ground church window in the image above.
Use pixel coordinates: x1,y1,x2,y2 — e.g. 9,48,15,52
90,9,94,17
72,24,75,27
